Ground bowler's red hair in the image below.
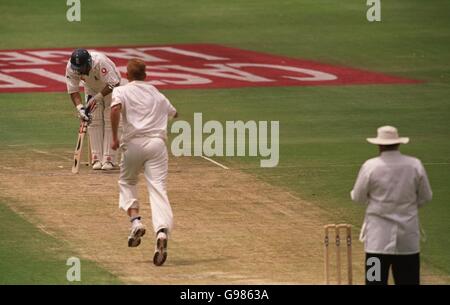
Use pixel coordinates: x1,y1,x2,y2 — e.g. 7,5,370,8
127,59,146,81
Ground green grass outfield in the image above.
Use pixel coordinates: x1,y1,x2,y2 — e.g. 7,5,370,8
0,200,120,284
0,0,449,282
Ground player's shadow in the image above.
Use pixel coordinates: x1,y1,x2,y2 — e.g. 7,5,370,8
98,169,121,174
170,256,237,266
137,256,236,266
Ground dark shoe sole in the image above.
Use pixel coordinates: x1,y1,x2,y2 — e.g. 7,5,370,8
153,237,168,266
128,227,146,247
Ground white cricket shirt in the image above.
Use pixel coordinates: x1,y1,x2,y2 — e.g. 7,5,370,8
65,51,121,94
111,81,176,142
351,150,432,254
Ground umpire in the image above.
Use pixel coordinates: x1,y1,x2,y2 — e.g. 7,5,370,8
351,126,432,285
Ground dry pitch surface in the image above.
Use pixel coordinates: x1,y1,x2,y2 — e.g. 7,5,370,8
0,148,447,284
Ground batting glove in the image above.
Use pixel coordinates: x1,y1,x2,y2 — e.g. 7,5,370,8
76,104,91,122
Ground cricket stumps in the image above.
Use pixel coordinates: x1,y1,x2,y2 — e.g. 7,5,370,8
324,223,352,285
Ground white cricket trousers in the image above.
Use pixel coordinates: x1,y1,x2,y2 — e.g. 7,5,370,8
86,93,116,164
118,137,173,234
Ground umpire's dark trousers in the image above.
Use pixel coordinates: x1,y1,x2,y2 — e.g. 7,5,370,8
365,253,420,285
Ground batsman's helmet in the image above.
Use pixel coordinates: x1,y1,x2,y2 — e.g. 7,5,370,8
70,48,92,73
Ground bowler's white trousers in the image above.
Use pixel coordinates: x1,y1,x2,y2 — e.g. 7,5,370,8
118,137,173,234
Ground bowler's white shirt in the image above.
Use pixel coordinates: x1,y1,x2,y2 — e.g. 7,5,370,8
351,150,432,254
111,81,176,142
65,51,121,94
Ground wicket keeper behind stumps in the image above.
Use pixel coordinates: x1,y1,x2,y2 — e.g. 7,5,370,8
65,48,121,170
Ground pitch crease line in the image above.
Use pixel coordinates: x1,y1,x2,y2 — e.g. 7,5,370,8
200,156,229,170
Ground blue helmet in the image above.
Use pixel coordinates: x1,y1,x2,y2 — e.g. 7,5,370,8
70,48,92,74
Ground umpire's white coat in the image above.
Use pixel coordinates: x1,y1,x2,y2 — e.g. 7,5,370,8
351,150,432,255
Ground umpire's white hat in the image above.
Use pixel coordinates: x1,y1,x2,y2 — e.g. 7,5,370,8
367,126,410,145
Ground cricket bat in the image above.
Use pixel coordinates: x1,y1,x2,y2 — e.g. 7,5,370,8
72,120,89,174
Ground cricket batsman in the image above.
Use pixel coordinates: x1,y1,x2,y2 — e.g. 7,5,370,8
65,48,122,170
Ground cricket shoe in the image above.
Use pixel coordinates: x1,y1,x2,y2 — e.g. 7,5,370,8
101,161,114,170
153,230,168,266
92,161,102,170
128,222,146,247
